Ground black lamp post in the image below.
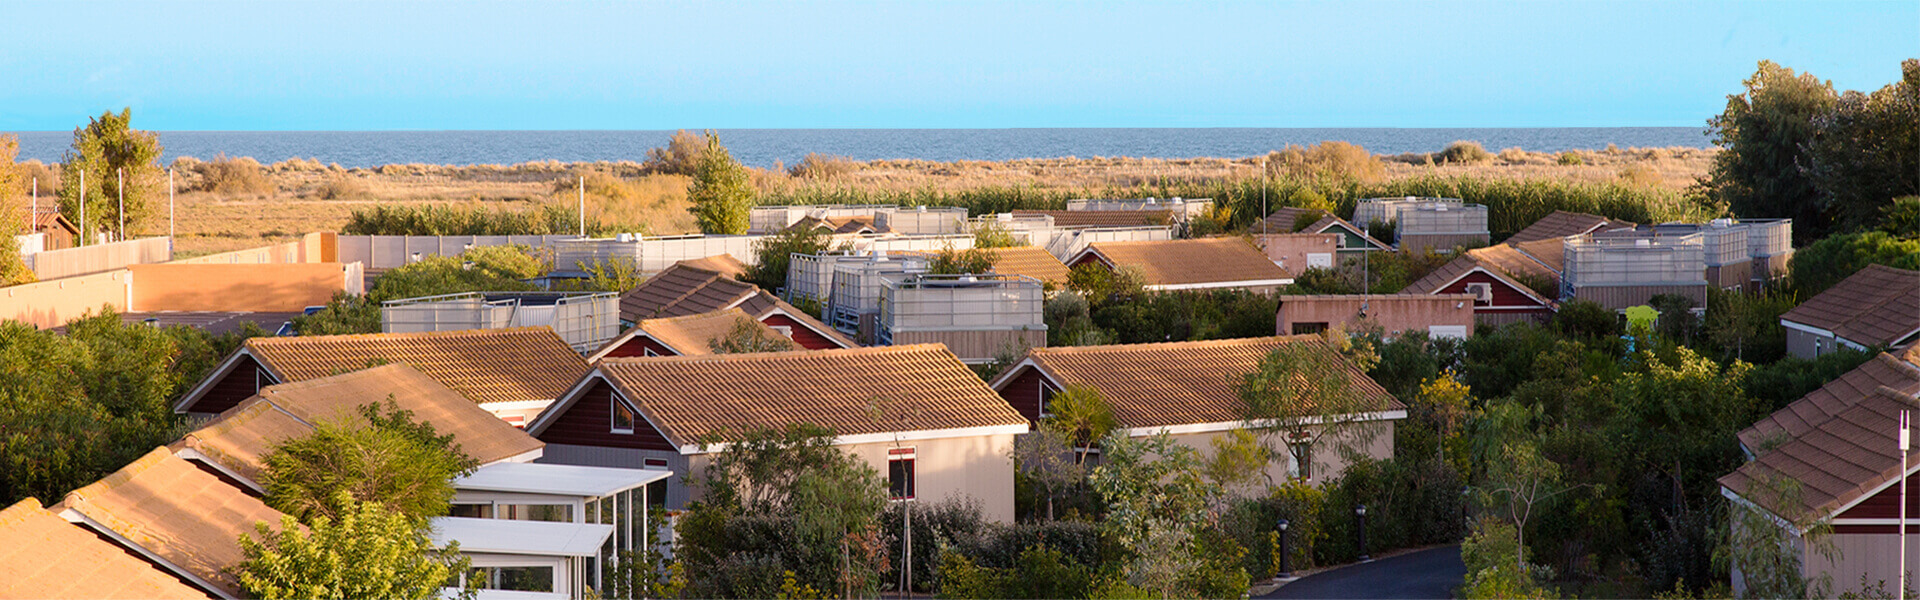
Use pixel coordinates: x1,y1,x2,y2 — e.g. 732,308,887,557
1355,504,1370,561
1276,518,1292,578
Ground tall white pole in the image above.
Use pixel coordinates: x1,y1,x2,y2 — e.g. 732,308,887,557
577,174,585,237
1902,409,1910,600
168,168,175,239
29,177,35,234
117,168,125,241
79,170,85,246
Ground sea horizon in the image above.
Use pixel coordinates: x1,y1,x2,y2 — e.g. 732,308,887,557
7,127,1712,170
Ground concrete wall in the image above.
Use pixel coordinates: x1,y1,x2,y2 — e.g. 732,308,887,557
0,270,130,328
128,263,350,312
25,237,172,279
172,232,335,265
1277,295,1475,339
1255,233,1339,276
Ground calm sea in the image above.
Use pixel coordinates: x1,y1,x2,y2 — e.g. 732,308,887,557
8,128,1710,169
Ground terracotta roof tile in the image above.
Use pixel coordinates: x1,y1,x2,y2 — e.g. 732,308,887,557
1506,211,1635,244
55,448,288,598
674,254,750,279
1738,352,1920,452
637,308,768,356
1012,336,1402,429
1782,264,1920,347
171,399,310,483
1721,386,1920,521
588,344,1028,446
245,327,588,405
1012,210,1172,228
1080,238,1291,288
987,246,1071,285
0,498,211,599
618,263,760,321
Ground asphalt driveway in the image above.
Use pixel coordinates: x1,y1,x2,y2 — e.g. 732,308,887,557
1259,545,1466,600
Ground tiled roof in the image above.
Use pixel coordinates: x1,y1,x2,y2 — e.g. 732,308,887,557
1737,351,1920,453
674,254,750,279
1720,385,1920,522
1258,209,1391,250
737,293,859,348
1781,264,1920,347
1080,238,1292,287
1403,242,1558,305
1505,211,1635,244
637,308,767,355
619,263,760,321
583,344,1028,446
55,448,288,598
1011,210,1172,228
0,498,211,599
244,327,588,405
172,399,311,483
1009,336,1402,429
987,246,1071,285
31,206,77,233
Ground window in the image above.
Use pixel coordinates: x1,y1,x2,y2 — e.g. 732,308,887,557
888,448,916,500
611,396,635,434
643,348,659,357
449,503,492,519
769,325,794,339
1291,322,1329,335
1287,433,1314,480
1038,384,1057,418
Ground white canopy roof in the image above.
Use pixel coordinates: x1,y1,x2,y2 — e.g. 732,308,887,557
431,517,614,557
453,462,671,498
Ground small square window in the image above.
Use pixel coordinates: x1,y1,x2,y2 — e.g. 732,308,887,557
611,398,635,434
888,448,916,500
1291,322,1329,335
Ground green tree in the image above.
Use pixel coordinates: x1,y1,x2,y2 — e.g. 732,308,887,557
1065,263,1146,307
0,135,36,286
928,245,998,275
1236,341,1376,481
688,132,754,235
1786,231,1920,295
369,246,543,303
58,108,164,243
1042,384,1116,466
235,492,473,600
260,401,476,524
743,225,838,294
1477,441,1576,575
1088,432,1247,598
291,292,382,335
1705,61,1838,239
1803,59,1919,232
971,222,1021,248
708,317,800,353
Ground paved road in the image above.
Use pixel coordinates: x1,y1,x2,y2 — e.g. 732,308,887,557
1260,545,1465,600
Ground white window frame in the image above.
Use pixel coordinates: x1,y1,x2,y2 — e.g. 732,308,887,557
610,393,636,435
888,447,917,501
769,325,794,339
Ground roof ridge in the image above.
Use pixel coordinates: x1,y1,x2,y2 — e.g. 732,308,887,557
256,362,420,397
0,498,43,527
639,307,749,327
601,342,951,365
1030,335,1305,355
249,325,558,347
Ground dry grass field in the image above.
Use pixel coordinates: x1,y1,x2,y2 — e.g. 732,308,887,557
103,145,1712,256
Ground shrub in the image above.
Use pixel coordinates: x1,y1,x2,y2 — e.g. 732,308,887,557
1787,231,1920,295
343,204,579,236
196,153,273,195
1617,164,1661,188
1555,152,1584,166
790,153,857,180
643,129,704,176
1438,141,1494,165
1267,141,1384,182
317,173,368,200
1498,147,1529,163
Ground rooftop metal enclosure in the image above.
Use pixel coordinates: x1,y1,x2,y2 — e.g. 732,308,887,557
1562,234,1708,310
381,291,620,353
336,235,582,270
874,206,968,235
748,204,896,233
1040,226,1175,261
786,250,934,304
1068,198,1212,221
828,254,931,337
878,273,1048,363
550,234,762,275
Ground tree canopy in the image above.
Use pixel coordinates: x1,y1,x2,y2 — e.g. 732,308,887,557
260,400,476,524
688,132,754,235
58,108,164,243
236,492,473,600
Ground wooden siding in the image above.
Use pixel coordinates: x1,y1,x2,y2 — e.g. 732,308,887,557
763,313,843,350
995,368,1055,423
190,356,269,414
890,329,1047,363
1474,309,1551,326
1706,262,1752,289
535,380,677,451
1836,471,1920,520
602,335,679,358
1571,283,1707,311
1399,233,1488,253
1437,270,1547,309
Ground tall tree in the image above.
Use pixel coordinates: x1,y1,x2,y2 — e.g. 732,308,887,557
0,135,36,285
1236,341,1376,480
58,108,164,244
687,132,754,235
236,492,474,600
1705,62,1837,241
1803,59,1920,232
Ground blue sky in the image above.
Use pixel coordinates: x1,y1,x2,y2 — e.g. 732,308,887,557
1,0,1911,130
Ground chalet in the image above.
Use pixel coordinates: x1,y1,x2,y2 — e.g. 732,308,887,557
1254,232,1340,277
1067,238,1294,293
1719,346,1920,596
617,260,855,351
984,245,1072,288
0,498,211,599
586,308,781,361
1402,239,1563,325
525,344,1031,522
1258,208,1392,255
1780,264,1920,359
988,336,1404,483
52,447,291,599
1504,210,1633,244
29,206,79,251
1278,294,1476,340
171,327,591,426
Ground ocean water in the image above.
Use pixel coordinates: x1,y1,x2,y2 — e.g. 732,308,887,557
8,128,1711,169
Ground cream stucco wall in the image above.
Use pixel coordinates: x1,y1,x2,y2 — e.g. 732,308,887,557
683,432,1019,523
1155,420,1395,488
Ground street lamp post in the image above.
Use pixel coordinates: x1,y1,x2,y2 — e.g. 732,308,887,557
1356,505,1370,562
1276,518,1292,579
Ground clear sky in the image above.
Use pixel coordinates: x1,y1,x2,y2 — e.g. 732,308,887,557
2,0,1912,131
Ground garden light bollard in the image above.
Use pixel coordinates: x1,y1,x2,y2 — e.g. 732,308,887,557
1356,504,1369,561
1277,518,1291,578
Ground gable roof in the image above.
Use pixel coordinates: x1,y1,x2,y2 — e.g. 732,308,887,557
587,308,771,360
529,344,1028,448
1403,242,1559,306
1011,209,1172,228
225,327,589,407
55,448,289,598
0,498,211,600
674,254,750,279
1720,385,1920,523
987,246,1072,285
617,262,855,348
1259,209,1392,250
1736,350,1920,453
1075,238,1292,289
786,215,884,235
1505,211,1634,244
31,206,79,235
992,336,1403,431
1781,264,1920,348
176,364,545,482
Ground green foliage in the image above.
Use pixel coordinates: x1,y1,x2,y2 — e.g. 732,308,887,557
1042,291,1112,347
1043,384,1116,465
743,225,837,294
1551,299,1619,341
58,108,164,243
0,310,222,505
1705,61,1839,239
235,493,472,600
554,257,644,293
934,544,1096,599
1088,288,1277,344
928,245,998,275
367,246,543,303
602,508,688,599
261,401,476,524
343,204,585,236
1742,348,1873,413
1555,152,1584,166
688,132,755,235
1237,342,1374,479
972,221,1021,248
1289,266,1355,294
1459,518,1553,599
1066,263,1146,306
1012,428,1099,522
708,316,802,354
1722,474,1834,599
1787,230,1920,295
1647,293,1701,344
0,136,37,286
1884,196,1920,237
1701,287,1795,363
1438,141,1494,165
1088,432,1246,598
291,292,381,335
1803,59,1919,232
